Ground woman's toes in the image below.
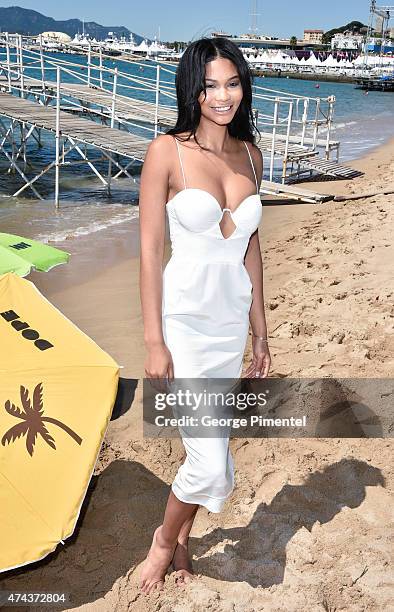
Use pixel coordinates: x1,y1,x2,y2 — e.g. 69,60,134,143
139,525,177,595
145,579,164,595
174,568,194,587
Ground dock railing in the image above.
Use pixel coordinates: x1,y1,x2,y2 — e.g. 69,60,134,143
0,33,178,138
0,33,339,184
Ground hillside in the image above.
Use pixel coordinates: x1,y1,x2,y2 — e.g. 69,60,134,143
323,20,368,44
0,6,146,42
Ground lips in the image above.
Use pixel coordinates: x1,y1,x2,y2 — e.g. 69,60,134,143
211,105,233,113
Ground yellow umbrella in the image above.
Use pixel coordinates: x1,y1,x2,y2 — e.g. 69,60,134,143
0,272,120,572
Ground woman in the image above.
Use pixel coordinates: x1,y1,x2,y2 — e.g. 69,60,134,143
138,37,271,594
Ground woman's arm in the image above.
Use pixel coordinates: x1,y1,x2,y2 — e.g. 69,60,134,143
244,145,271,377
245,229,268,339
139,136,174,381
244,144,267,334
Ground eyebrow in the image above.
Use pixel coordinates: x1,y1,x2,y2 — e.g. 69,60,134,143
205,75,239,82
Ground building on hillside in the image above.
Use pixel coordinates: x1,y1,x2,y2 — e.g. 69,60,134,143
331,32,364,51
209,31,322,51
303,29,324,44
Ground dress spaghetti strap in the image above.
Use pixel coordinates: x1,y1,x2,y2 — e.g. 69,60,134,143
174,136,258,194
173,137,187,189
243,141,259,194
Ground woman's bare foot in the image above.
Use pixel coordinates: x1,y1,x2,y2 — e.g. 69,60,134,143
171,540,195,586
139,525,177,595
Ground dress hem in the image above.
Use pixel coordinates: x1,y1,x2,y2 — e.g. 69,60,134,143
171,482,233,514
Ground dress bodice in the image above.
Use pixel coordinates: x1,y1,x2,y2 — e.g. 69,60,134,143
165,138,262,263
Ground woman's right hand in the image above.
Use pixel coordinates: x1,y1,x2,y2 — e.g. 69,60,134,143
144,342,174,391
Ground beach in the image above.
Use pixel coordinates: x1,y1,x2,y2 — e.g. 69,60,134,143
1,136,393,610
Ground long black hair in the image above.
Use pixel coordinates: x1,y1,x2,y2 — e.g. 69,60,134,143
165,37,260,148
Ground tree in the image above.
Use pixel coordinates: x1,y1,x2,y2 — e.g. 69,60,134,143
290,36,297,50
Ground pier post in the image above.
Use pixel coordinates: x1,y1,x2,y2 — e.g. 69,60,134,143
107,67,118,196
300,99,308,147
312,98,320,150
154,64,160,137
270,99,279,182
55,67,61,209
8,120,16,174
88,43,91,87
5,33,11,93
20,122,27,170
18,35,24,99
99,46,103,89
326,95,336,161
15,35,19,81
282,101,293,183
39,34,46,101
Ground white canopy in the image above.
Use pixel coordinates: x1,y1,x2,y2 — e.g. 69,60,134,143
305,53,320,66
323,54,339,67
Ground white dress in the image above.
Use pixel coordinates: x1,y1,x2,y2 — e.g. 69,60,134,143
162,136,262,512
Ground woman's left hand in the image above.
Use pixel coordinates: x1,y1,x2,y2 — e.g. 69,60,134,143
243,336,271,378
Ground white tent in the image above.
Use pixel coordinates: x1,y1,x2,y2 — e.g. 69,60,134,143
136,39,149,51
266,51,290,65
259,51,272,63
323,54,339,67
305,53,321,66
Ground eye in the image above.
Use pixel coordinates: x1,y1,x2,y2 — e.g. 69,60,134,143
229,81,240,87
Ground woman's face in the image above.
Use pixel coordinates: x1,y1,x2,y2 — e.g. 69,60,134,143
198,57,243,125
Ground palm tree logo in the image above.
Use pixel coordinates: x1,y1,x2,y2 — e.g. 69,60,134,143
1,383,82,456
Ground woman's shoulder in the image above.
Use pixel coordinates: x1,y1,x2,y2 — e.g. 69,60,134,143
144,135,178,171
243,138,261,156
146,132,194,156
244,139,263,176
147,133,175,153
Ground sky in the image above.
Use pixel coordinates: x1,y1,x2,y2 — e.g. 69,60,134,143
0,1,371,41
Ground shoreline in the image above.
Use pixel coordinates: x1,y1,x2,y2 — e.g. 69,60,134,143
252,69,357,83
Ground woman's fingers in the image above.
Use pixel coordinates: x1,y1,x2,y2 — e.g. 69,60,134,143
243,349,271,379
253,353,265,378
262,354,271,378
145,370,169,392
243,357,258,377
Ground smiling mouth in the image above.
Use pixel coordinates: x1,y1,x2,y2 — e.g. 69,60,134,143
211,105,233,113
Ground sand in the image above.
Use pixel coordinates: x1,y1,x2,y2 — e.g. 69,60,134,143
1,138,393,611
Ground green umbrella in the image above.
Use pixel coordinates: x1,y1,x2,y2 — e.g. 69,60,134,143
0,233,70,277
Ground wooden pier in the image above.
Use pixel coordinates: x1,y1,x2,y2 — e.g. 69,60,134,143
0,38,363,205
0,89,335,206
0,76,178,128
0,75,354,184
0,90,150,204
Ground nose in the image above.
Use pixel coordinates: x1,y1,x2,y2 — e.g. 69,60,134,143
215,87,231,103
